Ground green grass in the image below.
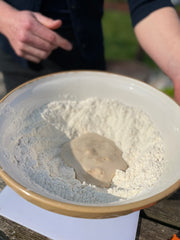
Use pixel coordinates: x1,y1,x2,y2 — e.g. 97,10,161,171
102,10,138,61
163,88,174,98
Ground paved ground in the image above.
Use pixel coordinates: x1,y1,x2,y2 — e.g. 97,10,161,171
106,60,173,89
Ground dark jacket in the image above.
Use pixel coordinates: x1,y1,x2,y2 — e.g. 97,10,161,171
0,0,105,70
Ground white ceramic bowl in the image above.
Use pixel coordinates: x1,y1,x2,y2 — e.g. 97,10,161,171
0,71,179,218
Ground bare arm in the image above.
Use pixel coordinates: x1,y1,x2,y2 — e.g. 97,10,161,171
134,7,180,104
0,0,72,63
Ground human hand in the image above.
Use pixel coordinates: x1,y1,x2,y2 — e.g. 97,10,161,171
0,8,72,63
173,81,180,105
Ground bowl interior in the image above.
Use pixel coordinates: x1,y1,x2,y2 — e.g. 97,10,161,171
0,71,179,207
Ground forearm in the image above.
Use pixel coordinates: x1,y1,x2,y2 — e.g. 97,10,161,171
134,7,180,102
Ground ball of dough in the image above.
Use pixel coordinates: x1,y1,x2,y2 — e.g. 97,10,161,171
60,133,128,188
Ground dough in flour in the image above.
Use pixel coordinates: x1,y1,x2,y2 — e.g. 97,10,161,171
60,133,128,188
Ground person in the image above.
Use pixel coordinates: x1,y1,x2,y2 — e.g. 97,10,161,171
129,0,180,104
0,0,179,105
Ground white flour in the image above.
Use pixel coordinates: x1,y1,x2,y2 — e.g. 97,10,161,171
8,97,165,204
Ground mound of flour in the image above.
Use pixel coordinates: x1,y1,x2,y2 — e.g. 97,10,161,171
11,97,165,204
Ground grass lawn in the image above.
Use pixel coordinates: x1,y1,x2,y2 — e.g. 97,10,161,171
163,88,174,98
102,10,138,60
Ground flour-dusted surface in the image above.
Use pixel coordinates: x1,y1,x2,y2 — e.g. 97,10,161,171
7,97,165,204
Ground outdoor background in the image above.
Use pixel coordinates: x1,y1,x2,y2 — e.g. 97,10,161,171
0,0,179,98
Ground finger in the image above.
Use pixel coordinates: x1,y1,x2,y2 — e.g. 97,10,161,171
53,32,73,50
37,28,72,51
20,44,52,61
20,31,57,52
21,52,41,63
174,91,180,105
31,18,73,51
33,12,62,30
